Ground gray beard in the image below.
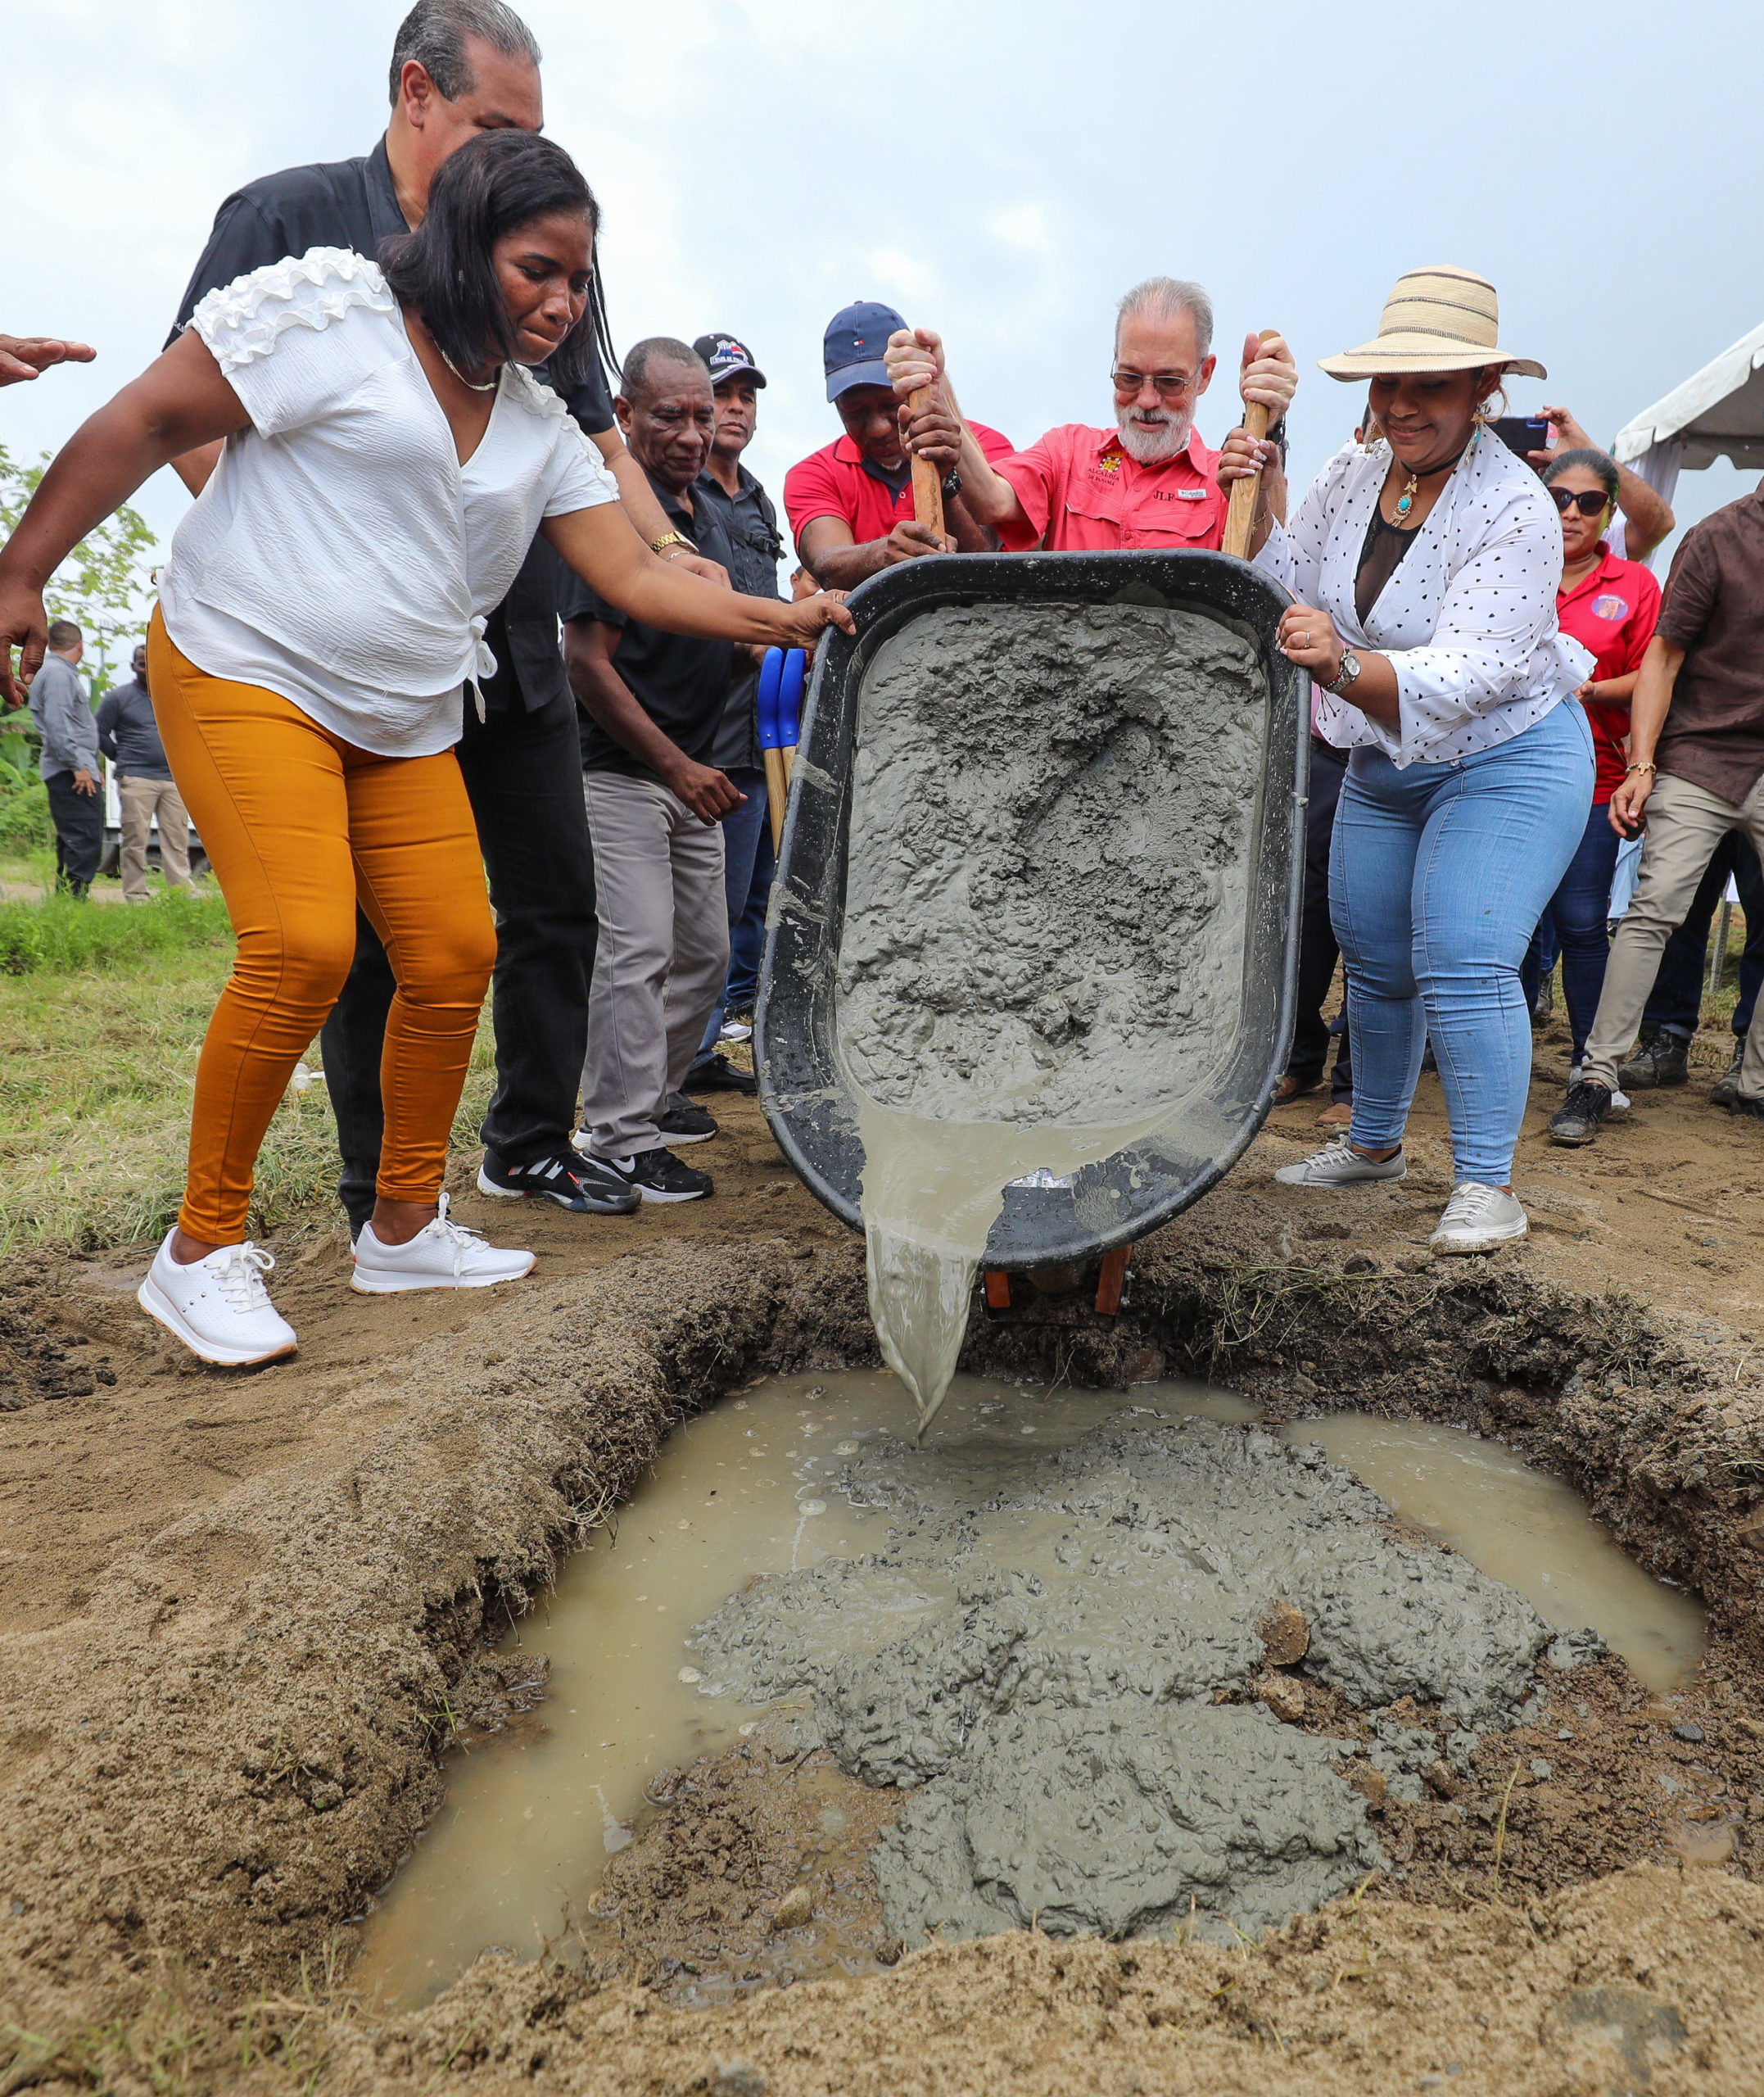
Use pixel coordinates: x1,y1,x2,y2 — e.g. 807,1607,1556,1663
1115,405,1192,464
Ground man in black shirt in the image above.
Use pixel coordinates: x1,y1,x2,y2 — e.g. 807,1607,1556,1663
563,340,744,1203
164,1,726,1232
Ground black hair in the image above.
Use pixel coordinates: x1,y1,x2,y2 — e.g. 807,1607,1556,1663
378,129,610,391
387,0,541,106
1544,445,1621,507
619,337,710,405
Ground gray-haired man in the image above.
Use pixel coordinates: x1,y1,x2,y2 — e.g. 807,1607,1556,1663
28,618,102,898
884,278,1296,552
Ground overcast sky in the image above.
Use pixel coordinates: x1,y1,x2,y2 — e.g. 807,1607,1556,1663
8,0,1760,590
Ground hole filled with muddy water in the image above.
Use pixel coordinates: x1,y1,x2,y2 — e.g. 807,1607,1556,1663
353,1371,1705,2008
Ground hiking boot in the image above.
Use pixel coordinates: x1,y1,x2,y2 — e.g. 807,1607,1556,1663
1431,1183,1528,1255
604,1146,714,1202
657,1092,719,1144
1617,1030,1689,1089
138,1234,297,1366
478,1147,640,1215
1710,1042,1747,1109
685,1052,758,1096
1531,975,1554,1027
1548,1081,1613,1147
351,1194,535,1293
1273,1133,1406,1187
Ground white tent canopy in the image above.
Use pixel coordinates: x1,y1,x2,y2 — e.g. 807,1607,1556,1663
1613,320,1764,522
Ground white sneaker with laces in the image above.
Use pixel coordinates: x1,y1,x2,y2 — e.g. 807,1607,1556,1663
1273,1133,1407,1188
351,1193,535,1294
1430,1181,1528,1255
138,1233,297,1366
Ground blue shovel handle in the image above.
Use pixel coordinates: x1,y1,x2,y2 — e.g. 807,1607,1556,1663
757,646,785,751
779,648,806,750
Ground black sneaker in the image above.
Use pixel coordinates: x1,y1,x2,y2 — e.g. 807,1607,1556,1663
606,1147,714,1203
685,1052,758,1096
1710,1041,1747,1109
477,1147,640,1215
1730,1092,1764,1121
1617,1030,1689,1089
1548,1081,1612,1147
657,1091,718,1144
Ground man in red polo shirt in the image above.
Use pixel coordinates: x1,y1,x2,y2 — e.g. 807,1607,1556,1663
884,276,1296,554
784,300,1015,589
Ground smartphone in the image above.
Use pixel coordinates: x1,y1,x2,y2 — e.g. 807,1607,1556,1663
1491,414,1551,464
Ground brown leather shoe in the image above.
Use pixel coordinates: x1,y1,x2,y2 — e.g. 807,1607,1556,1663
1317,1099,1353,1129
1278,1071,1323,1103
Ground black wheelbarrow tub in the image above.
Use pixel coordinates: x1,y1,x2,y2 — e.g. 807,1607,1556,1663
753,549,1308,1271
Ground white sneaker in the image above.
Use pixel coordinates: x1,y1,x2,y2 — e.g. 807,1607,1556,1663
351,1193,535,1294
138,1233,297,1366
1273,1133,1407,1188
718,1017,753,1043
1430,1182,1528,1256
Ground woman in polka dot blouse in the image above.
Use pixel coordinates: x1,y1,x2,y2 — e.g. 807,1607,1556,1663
1219,267,1594,1256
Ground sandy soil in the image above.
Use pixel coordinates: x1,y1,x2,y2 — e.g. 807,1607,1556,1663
5,1016,1764,2092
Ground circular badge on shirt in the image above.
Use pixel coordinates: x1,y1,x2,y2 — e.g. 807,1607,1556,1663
1591,593,1630,621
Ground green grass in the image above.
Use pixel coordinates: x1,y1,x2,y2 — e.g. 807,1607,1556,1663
0,888,495,1254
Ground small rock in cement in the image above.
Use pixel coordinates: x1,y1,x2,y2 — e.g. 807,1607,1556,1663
771,1886,813,1932
835,602,1265,1125
693,1416,1585,1947
1258,1598,1311,1666
1259,1675,1307,1724
1672,1722,1705,1743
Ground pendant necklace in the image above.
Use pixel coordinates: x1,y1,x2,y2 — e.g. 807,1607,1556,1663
1391,437,1470,525
440,347,501,394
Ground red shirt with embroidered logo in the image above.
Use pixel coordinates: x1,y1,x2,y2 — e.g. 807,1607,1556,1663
784,421,1015,555
1555,541,1661,804
990,423,1228,553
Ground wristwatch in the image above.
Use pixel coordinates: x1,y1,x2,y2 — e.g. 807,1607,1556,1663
1323,648,1362,697
941,468,962,500
651,531,697,558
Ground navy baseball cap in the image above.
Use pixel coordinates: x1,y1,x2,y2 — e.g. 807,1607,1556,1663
694,333,767,388
823,300,906,401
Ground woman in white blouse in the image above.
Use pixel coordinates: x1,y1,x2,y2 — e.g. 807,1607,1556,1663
0,131,849,1366
1220,267,1594,1255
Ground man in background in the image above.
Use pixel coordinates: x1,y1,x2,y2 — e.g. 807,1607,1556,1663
29,620,102,898
784,301,1012,588
682,330,786,1094
166,0,666,1230
565,341,743,1203
97,640,194,902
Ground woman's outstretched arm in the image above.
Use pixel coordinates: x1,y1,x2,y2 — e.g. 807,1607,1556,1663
0,333,249,702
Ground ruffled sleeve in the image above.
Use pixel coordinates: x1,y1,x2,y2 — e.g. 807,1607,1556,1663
504,365,622,516
190,247,399,437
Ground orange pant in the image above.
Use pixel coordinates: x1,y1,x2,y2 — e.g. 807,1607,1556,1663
147,613,495,1244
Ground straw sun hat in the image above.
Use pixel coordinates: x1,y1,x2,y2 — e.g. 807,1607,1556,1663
1318,265,1545,382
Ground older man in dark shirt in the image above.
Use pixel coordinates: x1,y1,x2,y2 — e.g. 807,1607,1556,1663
97,641,194,899
1574,483,1764,1128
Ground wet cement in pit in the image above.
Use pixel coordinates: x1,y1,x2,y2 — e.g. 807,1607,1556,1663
352,1374,1704,2004
833,600,1268,1430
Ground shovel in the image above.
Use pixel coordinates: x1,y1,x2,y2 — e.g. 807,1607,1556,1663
757,645,807,853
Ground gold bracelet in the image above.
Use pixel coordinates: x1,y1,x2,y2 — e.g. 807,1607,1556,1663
651,532,697,557
1625,762,1658,776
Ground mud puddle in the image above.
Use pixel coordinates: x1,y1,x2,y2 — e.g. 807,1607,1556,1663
1280,1413,1706,1692
353,1368,1255,2006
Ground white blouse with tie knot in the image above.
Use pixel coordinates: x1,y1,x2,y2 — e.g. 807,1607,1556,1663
1255,426,1594,768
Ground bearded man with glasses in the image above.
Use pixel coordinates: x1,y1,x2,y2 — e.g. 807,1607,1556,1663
883,277,1296,554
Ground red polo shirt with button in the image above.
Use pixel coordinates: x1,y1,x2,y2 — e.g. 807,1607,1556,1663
1555,541,1662,804
784,421,1015,555
991,423,1229,553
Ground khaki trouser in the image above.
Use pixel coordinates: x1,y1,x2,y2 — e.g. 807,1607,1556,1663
117,772,194,900
579,769,728,1162
1582,768,1764,1103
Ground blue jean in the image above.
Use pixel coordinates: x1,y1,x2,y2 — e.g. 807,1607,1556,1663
1331,700,1594,1185
1518,798,1622,1060
690,765,771,1067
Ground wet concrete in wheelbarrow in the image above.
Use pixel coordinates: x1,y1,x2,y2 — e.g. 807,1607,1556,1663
6,1071,1764,2089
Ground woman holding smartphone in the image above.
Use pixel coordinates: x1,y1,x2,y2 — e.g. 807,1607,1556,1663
0,130,851,1366
1526,449,1662,1142
1219,266,1593,1255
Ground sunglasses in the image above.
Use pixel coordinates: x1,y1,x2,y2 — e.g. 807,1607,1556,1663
1549,487,1609,518
1110,368,1197,400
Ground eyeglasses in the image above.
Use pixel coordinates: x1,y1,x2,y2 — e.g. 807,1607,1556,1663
1549,487,1609,518
1110,368,1197,400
